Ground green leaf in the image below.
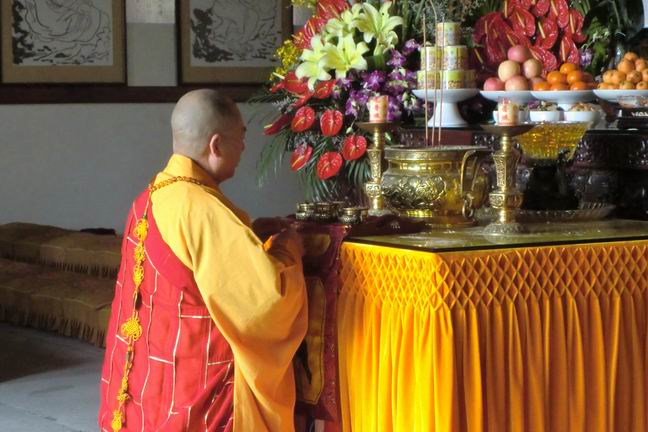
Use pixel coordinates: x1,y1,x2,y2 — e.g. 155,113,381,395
256,130,289,188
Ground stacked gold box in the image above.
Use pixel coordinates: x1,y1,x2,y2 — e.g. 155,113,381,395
417,23,476,90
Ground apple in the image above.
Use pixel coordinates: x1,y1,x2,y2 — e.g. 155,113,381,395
508,45,531,63
498,60,521,82
505,75,529,91
523,59,543,79
483,77,505,91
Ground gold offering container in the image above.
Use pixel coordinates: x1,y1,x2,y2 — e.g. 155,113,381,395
381,146,491,226
339,207,369,225
296,202,316,221
314,202,340,222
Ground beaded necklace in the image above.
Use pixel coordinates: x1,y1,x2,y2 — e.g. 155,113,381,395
111,176,206,432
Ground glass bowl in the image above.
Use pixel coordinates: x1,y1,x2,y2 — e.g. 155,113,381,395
516,121,589,162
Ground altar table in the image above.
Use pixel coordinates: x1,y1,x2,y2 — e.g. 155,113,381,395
336,220,648,432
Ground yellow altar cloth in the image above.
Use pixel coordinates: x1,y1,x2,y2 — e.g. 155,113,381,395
337,231,648,432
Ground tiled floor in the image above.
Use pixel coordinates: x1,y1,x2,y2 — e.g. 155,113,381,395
0,323,103,432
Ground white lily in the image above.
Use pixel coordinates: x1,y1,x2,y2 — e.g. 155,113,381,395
321,34,369,79
323,4,363,42
295,35,332,88
356,1,403,55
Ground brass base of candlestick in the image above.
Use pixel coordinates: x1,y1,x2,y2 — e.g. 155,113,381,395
357,121,400,215
480,123,535,235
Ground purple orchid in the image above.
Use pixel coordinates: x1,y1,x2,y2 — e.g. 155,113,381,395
580,48,593,69
363,70,387,92
402,39,419,56
387,96,402,122
345,89,370,118
387,49,406,68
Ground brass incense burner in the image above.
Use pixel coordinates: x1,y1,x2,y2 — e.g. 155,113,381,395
381,145,491,226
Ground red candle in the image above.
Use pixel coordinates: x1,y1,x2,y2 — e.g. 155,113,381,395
368,96,389,123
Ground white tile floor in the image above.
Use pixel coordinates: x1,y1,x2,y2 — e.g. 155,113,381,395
0,323,103,432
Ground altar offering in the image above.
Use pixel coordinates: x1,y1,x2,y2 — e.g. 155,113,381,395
497,98,520,126
442,45,468,70
368,96,389,123
436,22,460,46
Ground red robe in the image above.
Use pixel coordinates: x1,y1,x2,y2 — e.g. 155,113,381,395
99,191,234,431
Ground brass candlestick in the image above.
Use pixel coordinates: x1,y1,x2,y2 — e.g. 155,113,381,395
480,124,535,235
357,121,399,216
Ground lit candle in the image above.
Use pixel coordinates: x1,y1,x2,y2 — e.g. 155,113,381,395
368,95,389,123
497,97,519,126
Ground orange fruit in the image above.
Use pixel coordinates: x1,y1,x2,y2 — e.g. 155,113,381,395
618,59,635,74
627,70,642,84
570,81,588,91
637,59,648,72
559,63,577,74
532,81,551,91
582,72,594,83
619,81,635,90
603,70,615,84
610,70,626,85
624,52,639,62
567,70,584,84
547,71,567,84
550,83,570,91
642,69,648,82
598,83,610,89
637,81,648,90
608,83,620,89
588,82,598,90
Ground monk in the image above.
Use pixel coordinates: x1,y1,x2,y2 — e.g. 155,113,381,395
98,89,307,431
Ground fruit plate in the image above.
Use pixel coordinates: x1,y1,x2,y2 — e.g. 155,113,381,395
480,90,534,104
593,89,648,102
531,90,595,104
413,88,480,103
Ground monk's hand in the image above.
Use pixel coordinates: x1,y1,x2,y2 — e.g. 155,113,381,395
274,226,305,258
252,217,292,242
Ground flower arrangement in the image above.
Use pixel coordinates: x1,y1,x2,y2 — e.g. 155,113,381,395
470,0,644,77
256,0,423,203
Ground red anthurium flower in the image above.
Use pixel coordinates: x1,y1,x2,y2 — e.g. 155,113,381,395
313,80,336,99
269,81,285,93
342,135,368,161
316,152,343,180
290,144,313,171
291,106,315,133
292,91,314,109
294,16,327,49
320,110,344,137
264,114,291,136
317,0,349,20
284,71,309,95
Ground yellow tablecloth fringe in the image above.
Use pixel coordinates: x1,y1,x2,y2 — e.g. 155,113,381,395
337,240,648,432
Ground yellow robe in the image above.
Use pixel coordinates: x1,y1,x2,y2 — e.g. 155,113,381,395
151,154,307,431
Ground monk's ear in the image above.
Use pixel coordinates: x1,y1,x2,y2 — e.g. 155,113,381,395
208,132,223,157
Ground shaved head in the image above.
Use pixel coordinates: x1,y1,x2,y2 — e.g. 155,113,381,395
171,89,240,160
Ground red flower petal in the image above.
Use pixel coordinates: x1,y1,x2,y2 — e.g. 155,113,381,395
284,71,309,95
290,144,313,171
313,80,336,99
316,152,343,180
342,135,368,161
320,110,344,137
264,114,291,136
291,106,316,133
292,92,314,108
